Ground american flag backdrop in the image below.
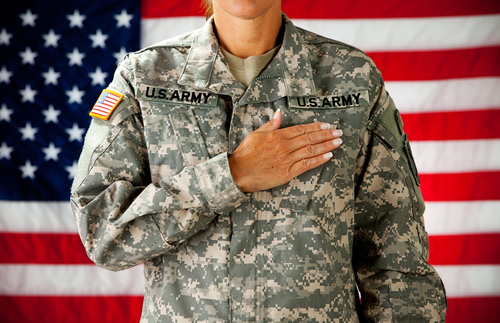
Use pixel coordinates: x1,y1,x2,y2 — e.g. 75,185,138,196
0,0,499,322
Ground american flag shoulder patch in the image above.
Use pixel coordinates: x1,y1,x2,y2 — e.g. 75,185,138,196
89,89,124,120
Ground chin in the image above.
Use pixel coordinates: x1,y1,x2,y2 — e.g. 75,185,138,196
215,0,281,21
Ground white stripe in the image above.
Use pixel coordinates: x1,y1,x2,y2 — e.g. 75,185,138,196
433,265,500,297
141,17,205,48
425,201,500,235
0,264,144,296
94,105,111,111
1,263,498,298
293,14,500,52
103,99,117,105
104,97,118,103
3,198,500,237
411,139,500,174
386,77,500,113
107,93,119,100
0,201,76,233
140,15,500,51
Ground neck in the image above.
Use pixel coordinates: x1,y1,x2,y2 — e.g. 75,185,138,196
213,2,282,58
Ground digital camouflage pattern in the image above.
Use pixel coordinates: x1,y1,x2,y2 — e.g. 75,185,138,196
71,14,447,322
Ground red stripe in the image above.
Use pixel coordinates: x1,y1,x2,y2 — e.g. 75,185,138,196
92,103,109,113
0,296,498,323
93,105,111,113
100,101,114,108
0,233,93,265
141,0,205,18
0,296,143,323
106,93,119,99
94,104,111,113
100,104,114,109
282,0,500,19
105,97,118,103
368,46,500,81
428,234,500,265
141,0,500,18
92,106,109,113
90,110,108,117
402,109,500,141
6,232,498,266
420,172,500,201
447,297,500,323
4,231,500,266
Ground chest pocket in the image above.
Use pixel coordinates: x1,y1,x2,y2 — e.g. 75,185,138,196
168,109,210,166
138,85,225,180
280,92,369,237
278,107,339,211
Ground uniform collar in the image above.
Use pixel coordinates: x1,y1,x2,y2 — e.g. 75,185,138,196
177,14,317,102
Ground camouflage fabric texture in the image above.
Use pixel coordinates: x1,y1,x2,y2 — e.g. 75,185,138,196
71,14,447,322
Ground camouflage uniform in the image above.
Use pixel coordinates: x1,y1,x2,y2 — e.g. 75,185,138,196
71,14,447,322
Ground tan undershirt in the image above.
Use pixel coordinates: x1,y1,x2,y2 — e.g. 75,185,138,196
220,46,281,88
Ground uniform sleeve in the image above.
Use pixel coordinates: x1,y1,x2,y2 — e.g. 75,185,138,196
353,87,447,322
70,63,249,272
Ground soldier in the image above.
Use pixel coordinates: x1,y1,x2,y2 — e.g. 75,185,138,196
71,0,447,321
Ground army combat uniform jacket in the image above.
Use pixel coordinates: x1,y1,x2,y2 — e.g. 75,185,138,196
71,15,447,322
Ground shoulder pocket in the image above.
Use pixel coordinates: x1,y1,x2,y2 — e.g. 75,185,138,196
368,98,424,216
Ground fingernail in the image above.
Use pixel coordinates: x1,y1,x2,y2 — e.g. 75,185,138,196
272,108,281,119
332,130,343,137
323,152,333,160
321,123,331,130
333,138,342,146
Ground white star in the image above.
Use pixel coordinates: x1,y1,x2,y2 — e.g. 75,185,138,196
42,67,61,86
42,104,61,123
65,85,84,104
19,9,38,27
42,142,62,161
20,160,38,179
0,104,14,122
66,47,85,66
19,122,38,141
89,66,108,86
20,47,38,65
0,142,14,160
113,47,128,65
66,123,85,142
65,160,78,179
0,66,13,84
114,9,133,28
89,29,108,49
0,28,13,46
67,9,86,28
19,84,37,103
42,29,61,48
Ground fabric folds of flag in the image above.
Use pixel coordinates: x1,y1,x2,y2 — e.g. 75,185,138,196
1,0,499,322
0,0,143,322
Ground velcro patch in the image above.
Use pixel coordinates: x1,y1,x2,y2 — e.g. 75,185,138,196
288,90,369,109
89,89,124,120
137,84,218,107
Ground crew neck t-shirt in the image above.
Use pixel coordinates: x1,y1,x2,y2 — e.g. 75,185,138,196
220,45,281,88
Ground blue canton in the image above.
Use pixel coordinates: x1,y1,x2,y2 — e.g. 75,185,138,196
0,0,141,200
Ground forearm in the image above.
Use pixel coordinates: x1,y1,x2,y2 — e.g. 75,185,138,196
71,116,248,271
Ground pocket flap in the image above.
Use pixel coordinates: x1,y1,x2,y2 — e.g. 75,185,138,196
169,110,210,166
279,167,324,211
